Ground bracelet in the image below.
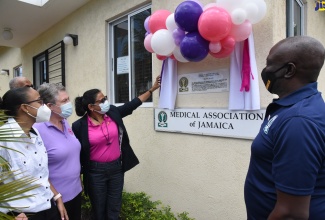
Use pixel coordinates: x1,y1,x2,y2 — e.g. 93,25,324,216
53,193,62,201
148,90,153,95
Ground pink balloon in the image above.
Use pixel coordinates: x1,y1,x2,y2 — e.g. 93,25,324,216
144,34,154,53
209,42,222,53
221,35,235,49
148,10,171,34
209,36,235,58
198,7,232,42
156,54,167,60
203,3,218,11
169,54,176,60
229,20,252,42
210,47,233,58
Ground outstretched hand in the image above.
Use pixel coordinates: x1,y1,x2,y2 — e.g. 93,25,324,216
151,75,161,91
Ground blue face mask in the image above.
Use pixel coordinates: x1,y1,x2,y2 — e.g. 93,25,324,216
52,102,72,118
95,100,110,114
59,102,73,118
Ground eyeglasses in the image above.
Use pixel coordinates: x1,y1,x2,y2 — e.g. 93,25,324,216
25,98,43,105
95,96,107,104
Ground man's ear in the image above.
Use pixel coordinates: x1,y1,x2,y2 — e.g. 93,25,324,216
284,62,296,78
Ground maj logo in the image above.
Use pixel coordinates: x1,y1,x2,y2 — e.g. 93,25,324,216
179,77,189,92
158,111,168,127
36,138,43,146
263,115,278,134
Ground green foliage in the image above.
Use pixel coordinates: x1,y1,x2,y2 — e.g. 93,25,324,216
81,191,92,211
81,191,195,220
0,111,40,219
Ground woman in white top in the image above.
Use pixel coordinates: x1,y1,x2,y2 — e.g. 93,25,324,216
0,87,68,220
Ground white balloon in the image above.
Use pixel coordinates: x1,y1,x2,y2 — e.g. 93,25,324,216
247,0,267,24
151,29,176,56
166,13,178,32
173,46,189,63
244,2,259,22
216,0,244,13
231,8,247,25
203,3,218,11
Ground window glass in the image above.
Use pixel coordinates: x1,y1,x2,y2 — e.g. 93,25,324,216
286,0,304,37
130,9,152,100
114,20,129,103
110,6,152,104
293,0,302,36
34,53,46,89
33,41,65,89
13,65,23,77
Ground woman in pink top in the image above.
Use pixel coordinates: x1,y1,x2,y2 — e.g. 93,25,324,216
72,75,160,220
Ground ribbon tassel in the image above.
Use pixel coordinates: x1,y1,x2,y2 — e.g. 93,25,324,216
240,39,251,92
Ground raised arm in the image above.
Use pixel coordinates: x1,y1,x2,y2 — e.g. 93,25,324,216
138,75,161,103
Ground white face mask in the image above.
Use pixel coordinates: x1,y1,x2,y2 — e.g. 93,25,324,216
26,104,52,123
94,100,110,114
52,102,73,119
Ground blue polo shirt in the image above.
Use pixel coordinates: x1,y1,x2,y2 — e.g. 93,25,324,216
245,82,325,220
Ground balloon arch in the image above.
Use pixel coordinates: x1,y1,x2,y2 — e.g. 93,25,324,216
143,0,267,62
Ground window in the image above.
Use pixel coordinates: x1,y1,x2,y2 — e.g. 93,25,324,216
13,65,23,77
286,0,305,37
33,41,65,89
109,5,152,106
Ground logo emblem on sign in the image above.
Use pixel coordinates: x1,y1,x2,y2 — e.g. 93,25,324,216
179,77,189,92
158,111,168,127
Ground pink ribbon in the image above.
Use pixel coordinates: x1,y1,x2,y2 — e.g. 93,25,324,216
240,39,254,92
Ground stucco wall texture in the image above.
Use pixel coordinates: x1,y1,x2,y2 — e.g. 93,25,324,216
0,0,325,219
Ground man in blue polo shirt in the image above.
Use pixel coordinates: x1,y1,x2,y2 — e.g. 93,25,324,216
244,36,325,219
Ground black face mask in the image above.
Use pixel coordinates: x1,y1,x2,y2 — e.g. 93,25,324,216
261,64,288,93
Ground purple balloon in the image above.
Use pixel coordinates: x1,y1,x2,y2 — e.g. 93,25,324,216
172,28,186,46
174,1,203,32
145,31,150,37
144,16,150,32
187,0,204,9
180,32,209,62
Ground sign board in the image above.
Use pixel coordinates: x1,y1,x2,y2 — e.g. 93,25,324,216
178,69,229,94
154,108,266,140
117,56,129,74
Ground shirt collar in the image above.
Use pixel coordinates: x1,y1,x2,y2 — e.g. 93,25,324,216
7,118,25,138
87,114,108,126
43,119,66,128
272,82,319,107
7,118,38,138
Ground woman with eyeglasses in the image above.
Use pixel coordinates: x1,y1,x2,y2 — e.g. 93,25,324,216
0,87,68,220
72,75,160,220
33,83,82,220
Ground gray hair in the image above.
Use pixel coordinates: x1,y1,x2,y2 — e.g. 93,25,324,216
37,83,66,104
9,77,29,89
9,78,17,89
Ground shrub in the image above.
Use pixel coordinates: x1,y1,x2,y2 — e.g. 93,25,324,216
81,191,195,220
